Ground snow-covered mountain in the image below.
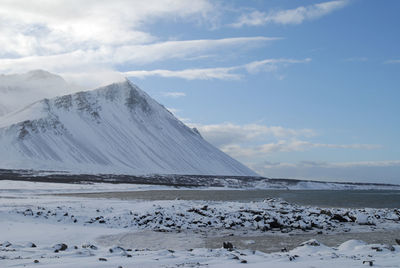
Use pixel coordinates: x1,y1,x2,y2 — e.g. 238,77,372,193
0,79,257,176
0,70,74,117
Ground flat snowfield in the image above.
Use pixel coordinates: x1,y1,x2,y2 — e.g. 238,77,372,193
1,180,400,267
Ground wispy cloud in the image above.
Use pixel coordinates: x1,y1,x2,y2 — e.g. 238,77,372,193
162,92,186,98
113,37,279,64
384,59,400,64
232,0,349,27
221,141,381,158
124,67,240,80
343,57,368,62
188,122,381,161
191,123,316,147
250,160,400,183
123,58,311,80
243,58,311,73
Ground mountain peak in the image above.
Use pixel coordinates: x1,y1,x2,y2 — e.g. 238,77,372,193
0,75,257,176
26,69,62,80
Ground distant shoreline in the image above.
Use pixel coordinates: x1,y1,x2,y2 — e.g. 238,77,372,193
1,168,399,190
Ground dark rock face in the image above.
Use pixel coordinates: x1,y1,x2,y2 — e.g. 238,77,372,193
125,87,151,114
74,92,101,120
55,95,73,110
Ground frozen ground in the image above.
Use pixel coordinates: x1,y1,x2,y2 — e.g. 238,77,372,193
1,180,400,267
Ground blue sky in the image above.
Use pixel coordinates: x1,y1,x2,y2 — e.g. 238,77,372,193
0,0,399,183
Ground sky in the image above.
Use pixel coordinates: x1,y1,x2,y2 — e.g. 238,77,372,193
0,0,399,183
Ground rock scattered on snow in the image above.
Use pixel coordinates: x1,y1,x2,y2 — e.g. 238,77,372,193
15,198,400,235
53,243,68,251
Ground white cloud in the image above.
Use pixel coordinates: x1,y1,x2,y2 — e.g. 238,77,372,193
0,0,281,87
232,0,349,27
221,141,381,158
124,58,310,80
191,123,315,147
163,92,187,98
243,58,311,74
188,122,381,162
113,37,278,64
0,37,276,87
124,67,240,80
250,160,400,184
0,0,215,57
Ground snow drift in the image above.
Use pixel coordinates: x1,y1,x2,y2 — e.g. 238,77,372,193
0,79,257,176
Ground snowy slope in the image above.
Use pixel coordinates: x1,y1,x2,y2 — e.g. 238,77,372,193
0,70,74,117
0,80,257,176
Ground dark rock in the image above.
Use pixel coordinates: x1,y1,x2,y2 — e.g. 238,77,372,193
27,242,36,248
109,246,125,253
269,219,282,229
395,239,400,245
34,260,39,263
82,244,98,250
331,214,348,222
201,205,208,211
53,243,68,251
240,259,247,263
99,258,107,261
363,260,374,266
1,241,11,247
223,242,233,249
320,210,332,216
300,239,320,247
253,215,263,222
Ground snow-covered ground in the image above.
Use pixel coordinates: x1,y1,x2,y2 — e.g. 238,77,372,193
1,180,400,267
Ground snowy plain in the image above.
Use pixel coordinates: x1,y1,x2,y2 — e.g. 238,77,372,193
1,180,400,267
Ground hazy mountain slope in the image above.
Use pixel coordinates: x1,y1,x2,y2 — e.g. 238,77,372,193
0,70,74,116
0,80,257,176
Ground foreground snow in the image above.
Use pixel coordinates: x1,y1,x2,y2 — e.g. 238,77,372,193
1,181,400,267
1,239,399,268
